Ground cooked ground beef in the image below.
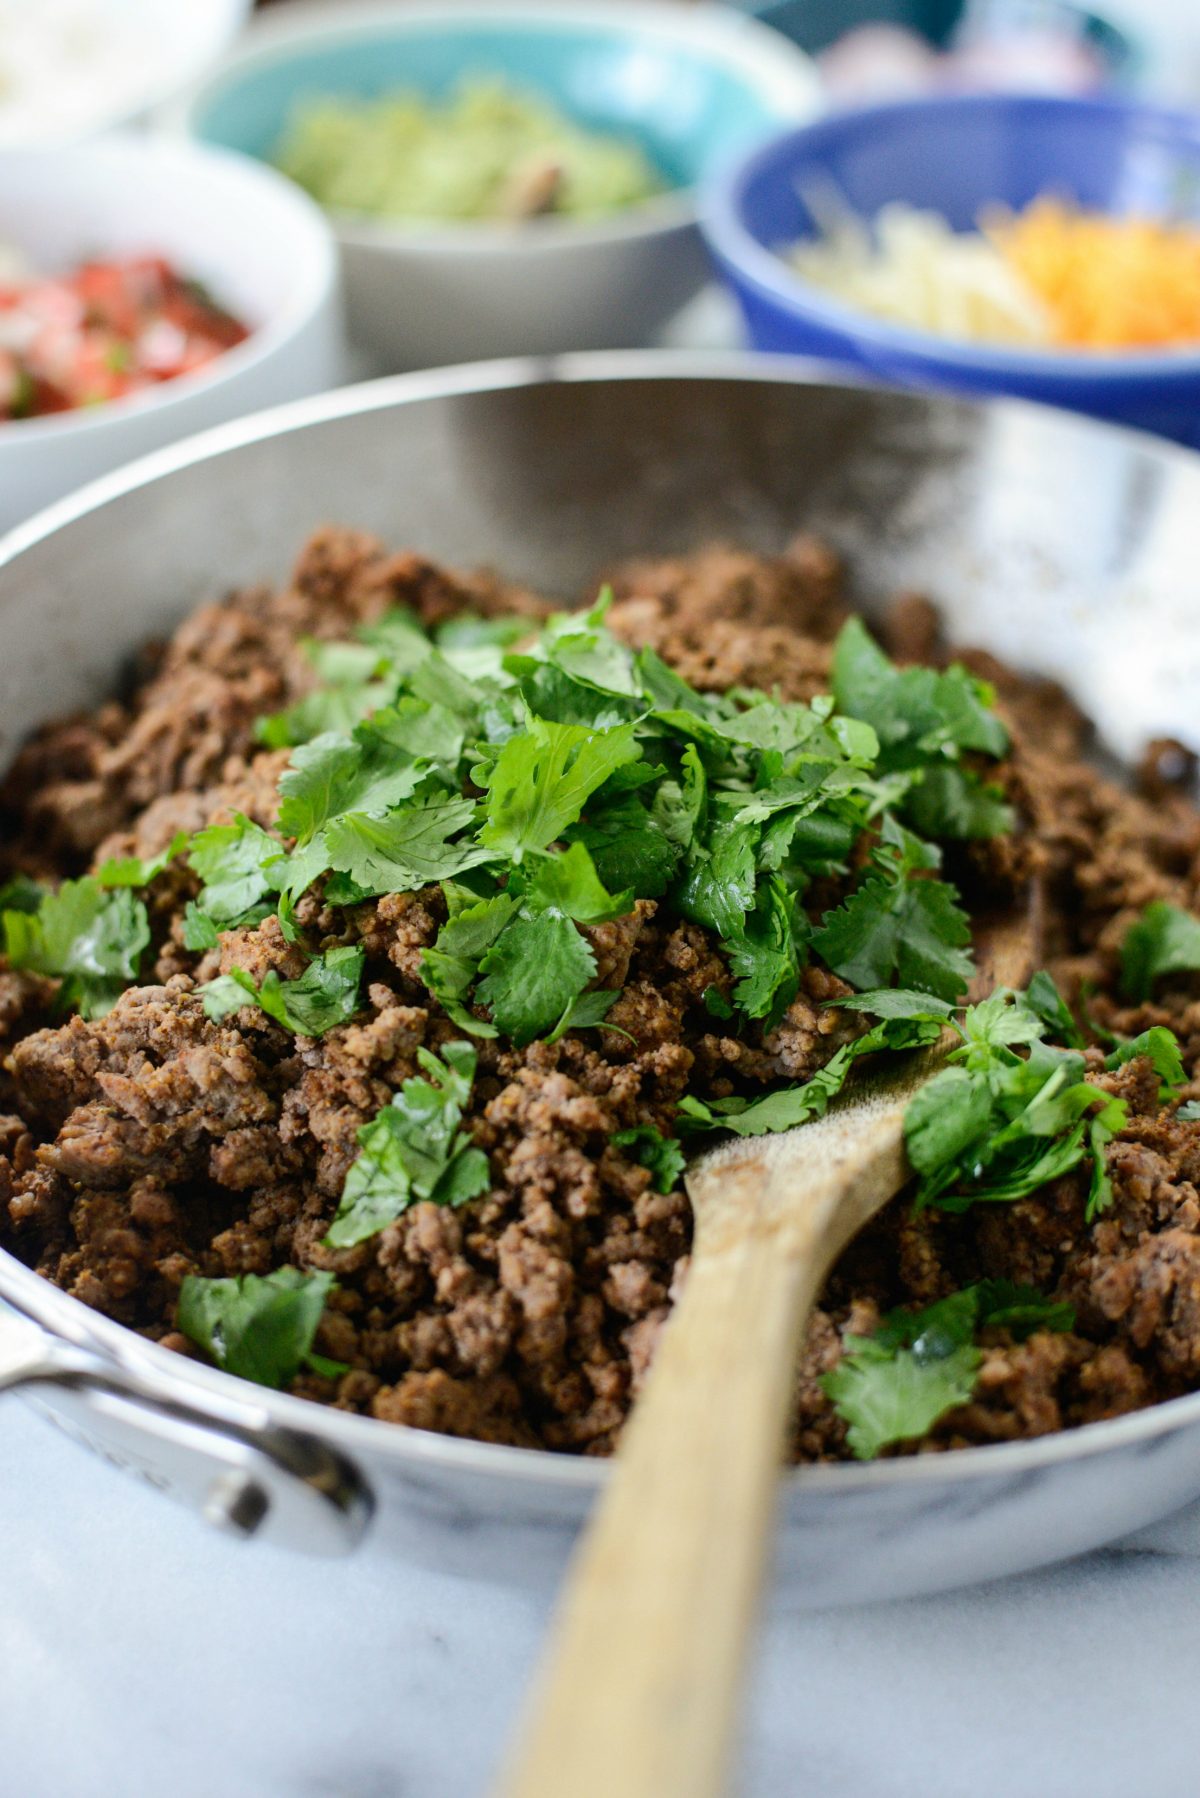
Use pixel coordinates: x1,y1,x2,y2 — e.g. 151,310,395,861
5,527,1200,1460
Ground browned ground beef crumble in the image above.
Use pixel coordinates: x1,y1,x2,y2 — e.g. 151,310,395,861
4,526,1200,1460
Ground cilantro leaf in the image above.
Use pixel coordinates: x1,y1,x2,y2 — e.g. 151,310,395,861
676,820,758,939
612,1125,685,1193
974,1278,1076,1340
566,795,682,899
182,902,222,952
1121,901,1200,1002
276,724,431,844
476,910,597,1046
902,994,1139,1216
545,988,625,1044
199,945,364,1037
904,1065,996,1180
820,1280,1073,1459
812,820,973,1002
822,1302,982,1460
833,617,1009,762
902,764,1015,841
832,988,955,1023
1025,970,1085,1049
418,889,517,1036
479,717,640,861
96,831,188,889
323,796,490,896
520,841,631,922
0,875,44,913
518,590,640,699
257,678,393,750
325,1043,490,1247
677,1014,943,1136
4,878,150,1018
831,618,1011,840
187,814,285,925
177,1267,338,1390
1104,1026,1186,1093
726,877,806,1030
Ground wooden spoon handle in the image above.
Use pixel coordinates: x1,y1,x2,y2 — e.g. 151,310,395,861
498,1161,817,1798
499,1084,918,1798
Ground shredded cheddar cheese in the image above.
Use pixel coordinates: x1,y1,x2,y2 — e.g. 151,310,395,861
788,194,1200,354
988,198,1200,351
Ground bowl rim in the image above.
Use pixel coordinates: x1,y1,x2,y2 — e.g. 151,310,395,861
6,345,1200,1498
0,132,339,450
701,89,1200,384
162,0,823,254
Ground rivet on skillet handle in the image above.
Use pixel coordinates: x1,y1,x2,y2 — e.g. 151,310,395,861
0,1303,373,1555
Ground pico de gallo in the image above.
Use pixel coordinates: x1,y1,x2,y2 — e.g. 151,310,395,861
0,253,250,422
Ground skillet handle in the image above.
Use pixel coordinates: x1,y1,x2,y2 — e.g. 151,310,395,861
0,1301,373,1555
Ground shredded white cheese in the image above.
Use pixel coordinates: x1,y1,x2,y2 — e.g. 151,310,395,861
789,201,1051,346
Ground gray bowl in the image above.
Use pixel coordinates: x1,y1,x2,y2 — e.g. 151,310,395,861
3,352,1200,1606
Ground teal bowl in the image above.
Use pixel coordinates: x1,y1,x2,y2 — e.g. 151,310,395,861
166,0,821,367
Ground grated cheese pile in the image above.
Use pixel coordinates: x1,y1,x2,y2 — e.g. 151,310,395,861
788,195,1200,353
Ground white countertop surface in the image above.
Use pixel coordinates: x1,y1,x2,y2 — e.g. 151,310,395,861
4,1396,1200,1798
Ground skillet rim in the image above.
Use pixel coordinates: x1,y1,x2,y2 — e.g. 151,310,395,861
4,345,1199,1498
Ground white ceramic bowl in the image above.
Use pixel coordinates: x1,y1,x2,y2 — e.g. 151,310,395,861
0,0,254,146
165,0,822,368
0,134,343,534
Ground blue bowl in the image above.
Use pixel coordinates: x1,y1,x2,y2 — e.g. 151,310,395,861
701,93,1200,445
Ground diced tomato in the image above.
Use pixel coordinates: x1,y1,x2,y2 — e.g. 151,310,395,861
0,252,249,422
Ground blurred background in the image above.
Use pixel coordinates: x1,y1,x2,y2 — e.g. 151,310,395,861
6,0,1200,531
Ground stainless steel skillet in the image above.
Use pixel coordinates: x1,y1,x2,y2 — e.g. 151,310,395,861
3,351,1200,1604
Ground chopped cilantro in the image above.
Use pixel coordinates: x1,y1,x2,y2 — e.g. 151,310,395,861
567,793,682,898
95,832,188,889
1104,1026,1186,1093
677,1012,944,1137
479,716,641,861
1024,969,1085,1049
187,814,285,926
676,820,758,939
519,840,631,921
4,878,150,1018
325,1043,490,1247
822,1280,1074,1459
323,795,490,896
181,902,222,952
831,617,1013,842
475,908,597,1047
177,1268,340,1390
612,1124,685,1193
1121,901,1200,1002
545,987,624,1043
276,721,434,845
171,593,1011,1052
418,887,517,1036
0,875,44,913
811,817,974,1002
725,877,806,1031
900,991,1132,1220
199,945,364,1037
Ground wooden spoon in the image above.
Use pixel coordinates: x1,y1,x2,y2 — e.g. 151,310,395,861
499,903,1036,1798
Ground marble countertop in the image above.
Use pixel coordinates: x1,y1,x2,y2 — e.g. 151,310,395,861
3,1396,1200,1798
